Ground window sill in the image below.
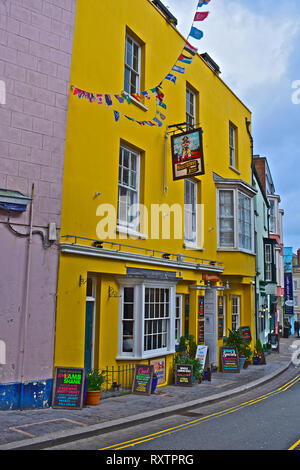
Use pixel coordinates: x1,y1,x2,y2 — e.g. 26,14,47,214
116,349,175,361
217,247,255,255
229,166,241,175
116,225,148,240
124,93,149,112
183,242,204,251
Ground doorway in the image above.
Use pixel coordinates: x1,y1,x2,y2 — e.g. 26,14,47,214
204,287,218,365
84,277,96,373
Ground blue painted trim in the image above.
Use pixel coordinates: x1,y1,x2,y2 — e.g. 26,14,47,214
0,379,53,410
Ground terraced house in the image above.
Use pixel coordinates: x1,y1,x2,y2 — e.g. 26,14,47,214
53,0,257,388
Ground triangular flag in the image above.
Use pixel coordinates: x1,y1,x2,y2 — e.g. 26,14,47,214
113,110,120,122
115,95,125,103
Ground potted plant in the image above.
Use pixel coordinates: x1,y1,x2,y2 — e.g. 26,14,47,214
242,345,252,368
253,339,264,365
85,369,106,406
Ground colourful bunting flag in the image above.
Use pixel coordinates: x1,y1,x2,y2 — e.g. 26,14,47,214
158,101,167,110
178,54,193,64
123,92,131,104
142,91,151,100
105,94,113,106
73,87,79,95
194,11,209,21
113,110,120,122
96,94,104,104
198,0,211,6
165,73,177,84
190,27,204,40
184,41,198,56
115,94,125,103
172,64,185,74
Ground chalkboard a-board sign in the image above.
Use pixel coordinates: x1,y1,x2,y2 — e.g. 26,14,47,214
52,367,85,410
132,364,154,396
175,364,193,387
240,326,252,343
220,347,240,373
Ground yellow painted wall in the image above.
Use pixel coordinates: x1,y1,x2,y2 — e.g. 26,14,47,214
54,0,256,381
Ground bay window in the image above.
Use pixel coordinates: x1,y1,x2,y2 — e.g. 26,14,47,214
118,280,176,359
217,187,254,253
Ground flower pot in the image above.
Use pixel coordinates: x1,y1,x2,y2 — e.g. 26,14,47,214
243,360,250,369
253,356,261,365
85,390,101,406
239,357,246,369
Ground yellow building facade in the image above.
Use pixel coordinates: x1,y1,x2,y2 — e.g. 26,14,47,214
54,0,256,386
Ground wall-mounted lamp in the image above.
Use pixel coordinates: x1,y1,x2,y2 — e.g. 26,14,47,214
216,280,230,292
108,286,121,298
79,275,87,287
162,253,171,260
93,241,103,248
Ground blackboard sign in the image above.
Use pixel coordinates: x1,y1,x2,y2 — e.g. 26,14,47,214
175,364,193,387
240,326,252,343
132,364,154,396
268,333,279,352
220,347,240,373
52,367,85,410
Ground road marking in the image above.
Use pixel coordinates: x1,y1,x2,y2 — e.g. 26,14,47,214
289,438,300,451
99,374,300,450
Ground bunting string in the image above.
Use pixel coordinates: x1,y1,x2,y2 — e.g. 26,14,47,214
71,0,212,127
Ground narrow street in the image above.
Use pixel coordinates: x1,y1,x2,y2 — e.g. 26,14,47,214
46,366,300,451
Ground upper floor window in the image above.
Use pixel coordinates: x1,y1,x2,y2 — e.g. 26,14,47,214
217,188,254,253
118,145,140,230
269,199,276,233
186,87,196,129
265,244,273,282
229,123,237,169
184,179,197,246
124,34,141,95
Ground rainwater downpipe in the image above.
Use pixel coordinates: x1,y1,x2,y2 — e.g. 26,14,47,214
19,183,34,411
245,118,258,340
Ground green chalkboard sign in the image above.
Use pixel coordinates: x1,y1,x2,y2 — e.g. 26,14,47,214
52,367,85,410
132,364,154,396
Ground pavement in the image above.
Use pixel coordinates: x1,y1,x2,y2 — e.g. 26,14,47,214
0,336,299,450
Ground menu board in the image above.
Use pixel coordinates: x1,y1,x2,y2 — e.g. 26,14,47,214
150,357,166,385
240,326,252,343
195,345,208,371
218,296,224,339
220,347,240,373
52,367,85,410
197,296,205,344
132,365,154,395
175,364,193,387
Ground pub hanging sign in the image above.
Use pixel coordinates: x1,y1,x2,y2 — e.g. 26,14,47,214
171,128,205,181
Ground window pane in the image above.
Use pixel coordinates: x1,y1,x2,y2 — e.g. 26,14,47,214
219,190,234,247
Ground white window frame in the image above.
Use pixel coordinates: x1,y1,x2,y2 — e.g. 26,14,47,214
238,191,252,251
229,124,236,168
186,86,196,128
118,144,140,232
231,295,240,331
124,33,141,96
265,244,272,282
217,188,254,254
184,179,198,247
118,279,176,360
175,294,183,345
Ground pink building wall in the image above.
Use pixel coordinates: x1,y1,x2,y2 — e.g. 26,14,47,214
0,0,76,407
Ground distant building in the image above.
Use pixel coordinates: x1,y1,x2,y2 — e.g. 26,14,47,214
253,156,285,333
293,250,300,323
